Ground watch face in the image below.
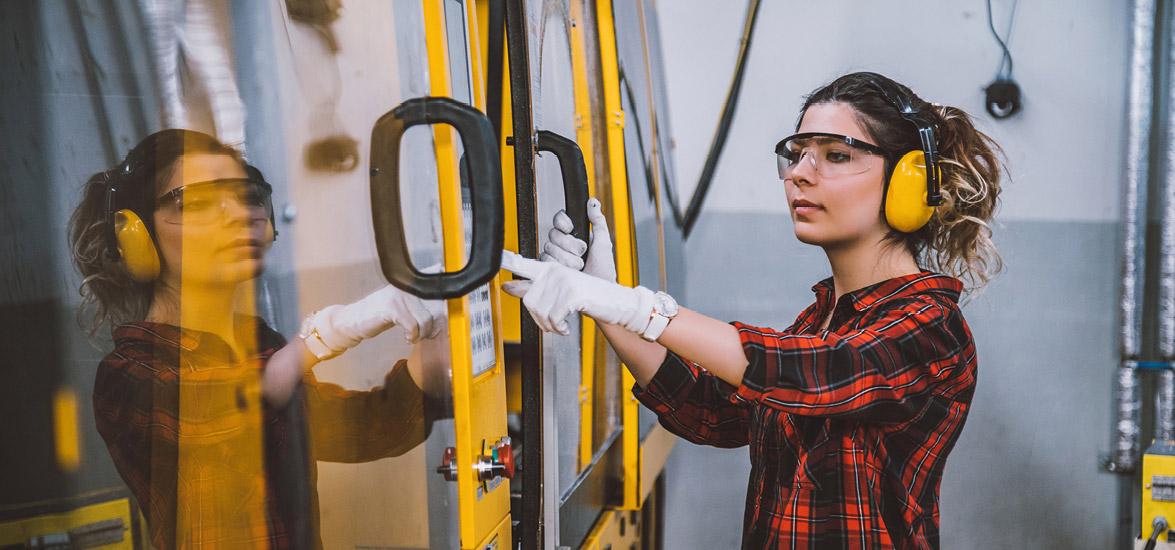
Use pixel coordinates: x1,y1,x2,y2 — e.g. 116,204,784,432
655,292,679,317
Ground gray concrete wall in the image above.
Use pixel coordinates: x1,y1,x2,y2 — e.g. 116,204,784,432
653,1,1128,548
665,215,1119,549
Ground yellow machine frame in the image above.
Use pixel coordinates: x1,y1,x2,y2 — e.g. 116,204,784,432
568,0,601,471
484,0,678,544
0,495,137,549
1143,442,1175,545
423,1,512,547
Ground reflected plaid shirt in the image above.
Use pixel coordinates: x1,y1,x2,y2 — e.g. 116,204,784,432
634,272,976,549
92,319,429,549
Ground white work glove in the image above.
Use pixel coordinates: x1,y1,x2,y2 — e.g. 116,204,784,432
301,284,446,360
500,250,654,336
510,198,617,298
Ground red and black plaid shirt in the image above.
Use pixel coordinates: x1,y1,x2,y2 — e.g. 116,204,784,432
92,318,430,549
634,272,975,549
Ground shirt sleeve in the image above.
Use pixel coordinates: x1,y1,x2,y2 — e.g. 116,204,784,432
92,353,179,550
305,360,431,462
733,297,974,422
633,350,750,448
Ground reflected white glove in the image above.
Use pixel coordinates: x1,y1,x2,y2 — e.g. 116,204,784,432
540,198,616,282
500,250,654,336
300,284,446,360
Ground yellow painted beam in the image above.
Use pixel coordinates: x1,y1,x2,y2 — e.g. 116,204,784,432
569,0,599,472
639,424,677,505
422,1,509,546
594,0,642,511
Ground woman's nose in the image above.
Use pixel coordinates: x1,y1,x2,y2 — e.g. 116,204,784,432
221,197,259,226
789,153,818,186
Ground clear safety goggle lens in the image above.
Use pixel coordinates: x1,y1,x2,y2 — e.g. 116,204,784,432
155,178,273,225
775,133,885,179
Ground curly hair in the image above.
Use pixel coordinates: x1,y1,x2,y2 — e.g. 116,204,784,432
799,72,1004,290
68,129,245,336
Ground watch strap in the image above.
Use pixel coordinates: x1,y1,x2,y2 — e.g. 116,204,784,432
300,313,338,360
641,312,671,342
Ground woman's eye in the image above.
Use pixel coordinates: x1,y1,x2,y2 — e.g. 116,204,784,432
183,197,216,212
825,150,852,163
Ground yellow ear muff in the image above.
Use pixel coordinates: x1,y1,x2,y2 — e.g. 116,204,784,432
885,150,937,233
113,209,160,282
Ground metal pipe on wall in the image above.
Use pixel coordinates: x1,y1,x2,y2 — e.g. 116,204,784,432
1155,0,1175,446
1163,0,1175,367
1111,0,1157,473
1115,367,1144,471
1159,371,1175,441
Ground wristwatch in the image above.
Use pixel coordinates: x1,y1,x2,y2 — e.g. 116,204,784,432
640,291,679,342
299,313,337,360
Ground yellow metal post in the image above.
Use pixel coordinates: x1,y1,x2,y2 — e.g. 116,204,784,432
423,1,511,547
594,0,642,511
569,0,599,471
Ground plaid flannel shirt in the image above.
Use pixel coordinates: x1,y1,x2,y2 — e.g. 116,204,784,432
93,318,430,549
634,272,976,549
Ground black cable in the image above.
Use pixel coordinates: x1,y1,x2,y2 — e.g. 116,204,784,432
983,0,1022,119
985,0,1015,79
681,0,761,238
613,0,761,238
1145,516,1169,550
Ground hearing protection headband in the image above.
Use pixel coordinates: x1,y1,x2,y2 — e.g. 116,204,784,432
103,161,142,260
863,78,943,207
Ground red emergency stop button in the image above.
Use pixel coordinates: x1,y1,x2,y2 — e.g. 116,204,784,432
496,438,515,479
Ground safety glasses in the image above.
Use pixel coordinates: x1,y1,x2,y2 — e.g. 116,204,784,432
774,132,889,180
154,178,273,225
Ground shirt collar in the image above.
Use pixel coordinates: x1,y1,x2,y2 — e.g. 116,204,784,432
113,315,285,360
811,271,963,312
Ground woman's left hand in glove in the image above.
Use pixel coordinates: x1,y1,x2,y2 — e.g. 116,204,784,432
500,250,655,336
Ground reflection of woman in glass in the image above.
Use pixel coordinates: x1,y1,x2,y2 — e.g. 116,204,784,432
69,129,445,548
505,72,1002,548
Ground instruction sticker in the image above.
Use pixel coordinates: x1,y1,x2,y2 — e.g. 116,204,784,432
464,200,496,376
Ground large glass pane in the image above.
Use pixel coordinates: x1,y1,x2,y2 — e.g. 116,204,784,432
613,0,670,439
1,3,165,547
271,1,462,548
533,3,585,500
0,1,502,548
577,0,625,461
640,0,687,299
5,0,510,547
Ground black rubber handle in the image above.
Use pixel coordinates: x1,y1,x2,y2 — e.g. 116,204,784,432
535,130,589,246
370,96,504,299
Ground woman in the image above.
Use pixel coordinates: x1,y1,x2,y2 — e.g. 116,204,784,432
69,129,446,549
502,72,1001,548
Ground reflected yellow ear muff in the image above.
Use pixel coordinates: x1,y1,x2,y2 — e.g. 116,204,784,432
113,209,160,282
885,150,937,233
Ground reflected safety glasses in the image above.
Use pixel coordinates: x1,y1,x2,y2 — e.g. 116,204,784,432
154,178,274,225
774,132,889,180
